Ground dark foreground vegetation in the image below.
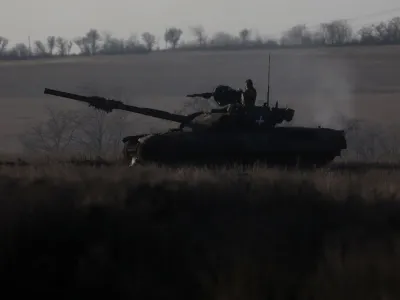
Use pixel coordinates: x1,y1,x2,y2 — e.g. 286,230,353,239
1,163,400,299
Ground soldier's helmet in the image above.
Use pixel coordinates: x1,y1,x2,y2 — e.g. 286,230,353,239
245,79,253,87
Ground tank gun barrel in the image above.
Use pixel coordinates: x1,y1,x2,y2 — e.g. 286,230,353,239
44,88,188,124
186,92,213,99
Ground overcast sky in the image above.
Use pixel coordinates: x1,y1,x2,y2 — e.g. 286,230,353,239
1,0,400,45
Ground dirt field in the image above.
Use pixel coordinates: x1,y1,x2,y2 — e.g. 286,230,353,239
1,45,400,156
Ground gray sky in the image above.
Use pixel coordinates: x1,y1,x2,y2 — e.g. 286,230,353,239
2,0,400,45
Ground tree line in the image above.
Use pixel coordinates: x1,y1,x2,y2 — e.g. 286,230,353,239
1,16,400,61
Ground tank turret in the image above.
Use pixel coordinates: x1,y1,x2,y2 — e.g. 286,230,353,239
186,84,242,107
43,87,294,131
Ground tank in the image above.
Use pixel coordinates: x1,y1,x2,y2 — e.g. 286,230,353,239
42,55,347,168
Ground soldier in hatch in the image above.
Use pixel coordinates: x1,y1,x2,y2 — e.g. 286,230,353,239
226,79,257,113
239,79,257,107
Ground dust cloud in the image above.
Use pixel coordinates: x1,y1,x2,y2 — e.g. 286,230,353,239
276,54,356,130
307,59,355,130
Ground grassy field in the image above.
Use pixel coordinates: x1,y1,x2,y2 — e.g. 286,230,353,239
1,163,400,299
2,46,400,299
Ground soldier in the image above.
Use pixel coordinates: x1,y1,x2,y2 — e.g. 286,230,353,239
241,79,257,107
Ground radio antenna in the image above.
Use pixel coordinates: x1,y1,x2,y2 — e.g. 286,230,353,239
267,53,271,108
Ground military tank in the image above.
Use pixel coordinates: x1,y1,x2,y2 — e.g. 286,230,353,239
42,56,347,168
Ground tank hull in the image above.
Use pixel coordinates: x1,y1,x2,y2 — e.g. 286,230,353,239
122,126,347,168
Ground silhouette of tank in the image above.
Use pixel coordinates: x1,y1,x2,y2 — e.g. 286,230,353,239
43,55,347,168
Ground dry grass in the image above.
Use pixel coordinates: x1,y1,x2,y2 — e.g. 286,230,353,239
1,163,400,299
2,46,400,298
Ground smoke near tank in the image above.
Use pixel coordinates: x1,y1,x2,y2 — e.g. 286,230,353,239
307,58,355,130
274,53,356,130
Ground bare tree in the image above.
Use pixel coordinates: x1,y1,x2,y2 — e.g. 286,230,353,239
124,35,135,53
74,37,90,55
126,34,139,47
47,36,56,55
9,43,29,58
67,40,73,55
124,33,147,53
72,85,132,158
34,40,47,56
101,32,126,54
0,36,8,55
141,32,156,51
253,33,265,45
387,17,400,43
374,22,389,43
281,24,311,45
75,110,108,156
56,37,69,56
319,20,353,45
190,25,207,46
74,109,128,158
86,29,101,55
164,27,183,48
4,14,400,61
210,31,238,46
358,25,377,44
74,29,101,55
20,103,130,159
19,106,82,156
239,28,251,44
